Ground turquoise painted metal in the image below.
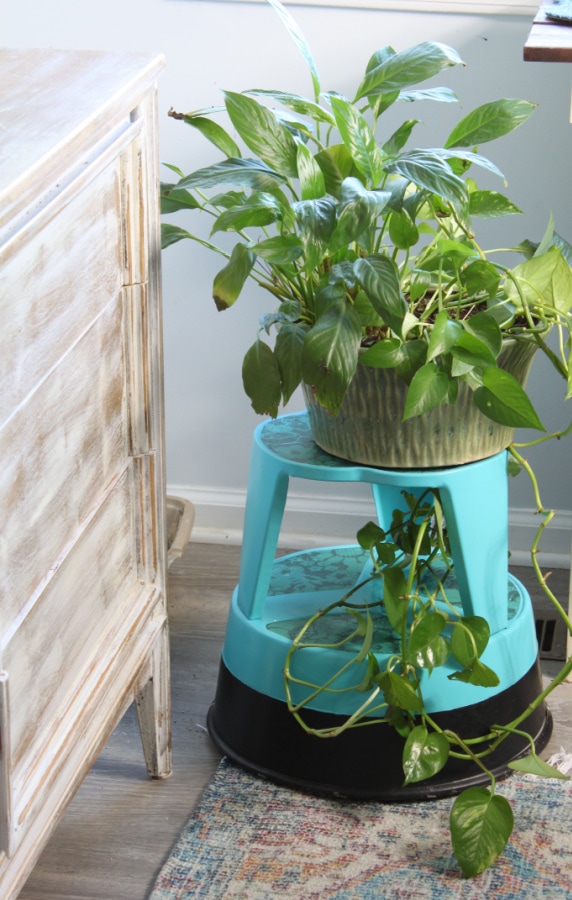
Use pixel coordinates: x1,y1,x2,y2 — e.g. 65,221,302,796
221,413,539,718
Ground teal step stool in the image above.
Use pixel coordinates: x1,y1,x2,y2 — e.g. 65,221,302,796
207,412,552,799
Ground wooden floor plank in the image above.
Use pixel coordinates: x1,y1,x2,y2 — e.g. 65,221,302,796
19,542,572,899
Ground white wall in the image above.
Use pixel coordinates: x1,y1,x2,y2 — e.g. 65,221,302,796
4,0,572,562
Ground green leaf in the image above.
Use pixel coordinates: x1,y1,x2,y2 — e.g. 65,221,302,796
450,616,490,667
329,94,384,186
461,260,501,299
383,120,419,156
448,658,500,687
377,671,422,712
314,144,356,197
445,99,536,149
473,367,545,431
469,190,522,219
275,321,308,404
462,312,502,358
450,332,498,369
382,566,409,633
357,520,386,550
212,242,256,310
223,91,299,177
211,193,283,234
426,310,463,362
296,142,326,200
402,362,450,420
355,42,463,100
177,158,288,193
252,235,304,264
247,89,335,125
301,301,362,414
161,222,192,249
409,613,449,671
505,245,572,315
360,337,406,368
179,114,241,158
385,150,468,207
160,183,200,214
395,340,428,384
330,178,391,253
399,87,459,104
450,787,514,877
265,0,321,102
508,753,571,780
354,255,407,335
388,210,419,250
294,197,337,272
402,725,450,785
242,338,282,417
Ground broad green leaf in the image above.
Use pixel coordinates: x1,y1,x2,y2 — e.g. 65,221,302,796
329,94,385,185
265,0,321,102
330,178,391,253
399,87,459,104
382,119,419,157
437,148,505,182
445,99,536,149
296,142,325,200
294,197,337,271
355,42,463,100
508,753,571,780
246,89,335,125
301,301,362,413
315,144,356,197
461,260,501,299
160,183,200,214
395,339,428,383
505,245,572,315
426,310,463,362
473,367,545,430
469,190,522,219
409,613,449,671
357,520,386,550
161,222,192,249
402,362,450,420
462,312,502,358
275,321,308,404
252,235,304,264
353,290,384,327
385,150,468,207
223,91,298,177
448,658,500,687
212,242,256,310
179,114,241,158
242,338,282,417
450,616,490,667
354,255,407,335
377,671,422,712
388,210,420,250
382,566,409,633
211,193,283,234
360,337,406,368
178,158,288,192
450,787,514,877
402,725,450,785
450,332,498,369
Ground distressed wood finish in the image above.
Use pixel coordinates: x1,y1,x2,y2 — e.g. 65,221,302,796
0,49,168,899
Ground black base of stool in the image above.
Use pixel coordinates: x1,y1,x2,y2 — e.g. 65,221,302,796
207,658,553,801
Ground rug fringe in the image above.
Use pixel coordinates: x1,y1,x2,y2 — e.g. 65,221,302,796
547,747,572,775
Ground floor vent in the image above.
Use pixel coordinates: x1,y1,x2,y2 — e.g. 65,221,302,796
533,598,568,660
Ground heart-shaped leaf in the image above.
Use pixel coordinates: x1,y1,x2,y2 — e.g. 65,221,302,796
473,367,545,431
450,786,514,877
242,338,282,417
402,725,450,785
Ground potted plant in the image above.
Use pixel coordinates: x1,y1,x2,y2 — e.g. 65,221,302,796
161,0,572,878
161,0,572,468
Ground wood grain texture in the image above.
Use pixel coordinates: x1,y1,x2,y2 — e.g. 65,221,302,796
524,4,572,62
0,49,167,899
16,541,572,900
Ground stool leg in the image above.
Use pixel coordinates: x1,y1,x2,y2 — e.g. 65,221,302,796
371,483,410,532
236,439,289,620
436,452,509,634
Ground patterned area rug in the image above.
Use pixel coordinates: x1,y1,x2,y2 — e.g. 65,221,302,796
151,755,572,899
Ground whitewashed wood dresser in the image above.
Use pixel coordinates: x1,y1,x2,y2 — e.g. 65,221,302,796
0,49,169,898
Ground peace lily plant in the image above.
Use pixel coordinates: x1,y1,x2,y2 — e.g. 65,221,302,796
162,0,572,880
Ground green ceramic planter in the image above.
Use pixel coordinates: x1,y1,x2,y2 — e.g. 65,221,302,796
303,338,540,468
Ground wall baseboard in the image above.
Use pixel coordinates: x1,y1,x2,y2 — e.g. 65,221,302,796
168,483,572,569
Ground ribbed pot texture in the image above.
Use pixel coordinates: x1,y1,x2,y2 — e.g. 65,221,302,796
303,338,539,468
